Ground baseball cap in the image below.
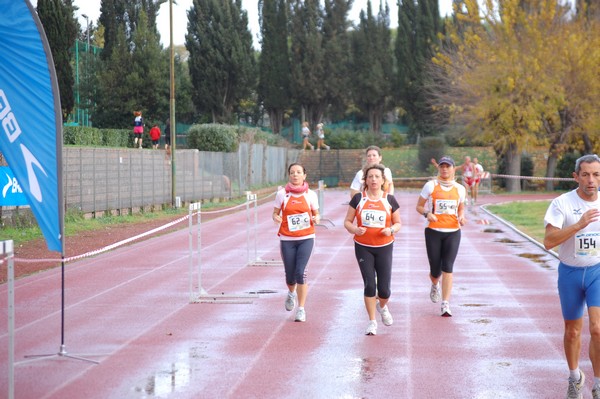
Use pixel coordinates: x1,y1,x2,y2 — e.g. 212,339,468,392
438,156,455,166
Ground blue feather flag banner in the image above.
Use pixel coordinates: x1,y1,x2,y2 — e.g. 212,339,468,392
0,0,64,252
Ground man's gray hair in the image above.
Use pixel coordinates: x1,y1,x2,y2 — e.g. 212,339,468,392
575,154,600,173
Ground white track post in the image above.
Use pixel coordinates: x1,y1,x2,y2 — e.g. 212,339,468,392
189,200,258,304
196,203,202,297
248,194,258,262
252,192,258,262
188,202,202,302
2,240,14,399
317,180,334,227
318,180,325,215
246,191,281,267
245,192,254,265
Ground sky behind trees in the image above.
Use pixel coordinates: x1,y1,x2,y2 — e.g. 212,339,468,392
60,0,453,48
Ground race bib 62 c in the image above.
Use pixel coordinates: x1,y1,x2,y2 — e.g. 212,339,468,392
287,212,311,232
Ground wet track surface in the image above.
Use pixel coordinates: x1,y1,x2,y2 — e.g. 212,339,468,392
0,190,584,398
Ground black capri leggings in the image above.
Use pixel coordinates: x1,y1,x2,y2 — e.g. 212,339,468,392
354,243,393,298
424,228,461,278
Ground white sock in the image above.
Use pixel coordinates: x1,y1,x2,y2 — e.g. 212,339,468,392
569,369,581,381
594,376,600,389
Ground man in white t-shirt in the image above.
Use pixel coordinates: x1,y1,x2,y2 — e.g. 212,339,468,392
544,154,600,399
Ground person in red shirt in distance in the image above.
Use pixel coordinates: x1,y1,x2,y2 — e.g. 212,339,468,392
149,124,161,149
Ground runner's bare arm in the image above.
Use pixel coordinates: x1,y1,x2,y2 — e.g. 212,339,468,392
273,207,282,224
344,206,366,236
312,209,321,225
543,209,600,250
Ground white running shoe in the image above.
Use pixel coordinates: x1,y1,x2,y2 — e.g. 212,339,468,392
567,370,585,398
295,308,306,322
430,283,441,303
365,320,377,335
376,302,393,326
285,291,296,311
441,301,452,317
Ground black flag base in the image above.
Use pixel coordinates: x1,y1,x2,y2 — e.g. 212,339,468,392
22,261,106,365
24,344,102,364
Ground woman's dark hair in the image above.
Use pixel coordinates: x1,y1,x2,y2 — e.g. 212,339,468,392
288,163,306,174
361,164,386,190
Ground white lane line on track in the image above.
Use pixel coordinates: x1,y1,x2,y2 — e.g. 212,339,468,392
3,202,276,336
225,218,354,398
5,255,189,337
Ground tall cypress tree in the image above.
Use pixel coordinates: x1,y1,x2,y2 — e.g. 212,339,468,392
351,1,392,133
289,0,326,127
227,0,256,119
95,27,134,128
36,0,78,119
322,0,353,121
99,0,127,61
395,0,441,141
187,0,256,123
258,0,291,135
99,0,164,59
130,8,168,120
95,0,168,128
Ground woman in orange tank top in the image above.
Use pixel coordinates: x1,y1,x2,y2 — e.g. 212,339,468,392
416,156,466,317
273,163,320,322
344,164,402,336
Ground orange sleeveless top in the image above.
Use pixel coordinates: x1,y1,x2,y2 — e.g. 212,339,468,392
428,182,460,231
354,191,394,247
278,193,316,238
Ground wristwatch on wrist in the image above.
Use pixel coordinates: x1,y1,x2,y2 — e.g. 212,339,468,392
423,211,428,218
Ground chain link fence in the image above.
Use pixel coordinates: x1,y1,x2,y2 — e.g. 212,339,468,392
2,143,298,221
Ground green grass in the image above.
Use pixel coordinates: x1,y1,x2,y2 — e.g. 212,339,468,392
0,207,190,247
382,146,498,178
485,200,552,243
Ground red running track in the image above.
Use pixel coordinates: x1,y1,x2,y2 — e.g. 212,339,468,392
0,189,584,398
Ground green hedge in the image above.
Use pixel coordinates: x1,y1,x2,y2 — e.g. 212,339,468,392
187,124,239,152
324,129,388,149
64,125,131,147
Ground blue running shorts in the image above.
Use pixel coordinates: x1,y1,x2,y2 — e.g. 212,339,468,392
558,262,600,320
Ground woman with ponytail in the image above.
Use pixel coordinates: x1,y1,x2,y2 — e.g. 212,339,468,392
273,163,320,322
416,156,467,317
